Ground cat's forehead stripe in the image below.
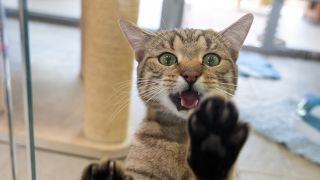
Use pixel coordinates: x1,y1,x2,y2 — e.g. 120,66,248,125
195,30,205,41
172,35,184,53
173,30,185,44
168,35,175,50
162,40,172,50
153,29,221,53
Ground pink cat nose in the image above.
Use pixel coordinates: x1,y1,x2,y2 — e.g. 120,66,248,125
182,71,200,84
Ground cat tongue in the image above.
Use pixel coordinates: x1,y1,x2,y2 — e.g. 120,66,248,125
180,90,199,109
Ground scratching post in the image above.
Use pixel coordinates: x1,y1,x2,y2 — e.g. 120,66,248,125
82,0,139,143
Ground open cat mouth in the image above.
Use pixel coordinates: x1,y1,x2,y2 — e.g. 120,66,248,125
169,89,201,111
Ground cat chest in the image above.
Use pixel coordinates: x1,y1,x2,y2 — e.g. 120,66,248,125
125,140,194,179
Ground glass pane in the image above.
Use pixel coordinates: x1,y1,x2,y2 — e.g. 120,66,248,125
2,0,320,180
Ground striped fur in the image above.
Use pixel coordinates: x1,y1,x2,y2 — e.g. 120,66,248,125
134,28,238,119
118,14,253,180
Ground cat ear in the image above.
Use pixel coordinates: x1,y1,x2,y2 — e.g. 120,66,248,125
219,13,254,60
119,19,153,62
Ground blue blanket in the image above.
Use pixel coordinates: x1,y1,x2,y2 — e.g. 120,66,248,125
237,51,281,79
240,97,320,165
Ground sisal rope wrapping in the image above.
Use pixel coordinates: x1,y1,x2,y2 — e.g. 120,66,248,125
82,0,139,143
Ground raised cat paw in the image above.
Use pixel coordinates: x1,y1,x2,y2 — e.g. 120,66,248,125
187,96,249,179
81,160,132,180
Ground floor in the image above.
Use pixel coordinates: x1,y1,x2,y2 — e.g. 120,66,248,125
2,130,319,180
0,142,91,180
1,0,320,180
235,56,320,180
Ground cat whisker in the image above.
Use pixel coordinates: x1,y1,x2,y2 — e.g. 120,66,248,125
113,80,160,92
216,75,238,79
114,81,158,91
139,86,165,96
216,77,238,81
214,87,234,97
114,78,158,86
145,88,168,104
108,90,131,105
107,100,131,129
139,89,165,100
112,93,131,106
217,88,236,94
111,81,160,104
108,87,168,128
116,79,159,86
218,83,238,87
219,86,234,92
140,90,162,99
144,90,167,107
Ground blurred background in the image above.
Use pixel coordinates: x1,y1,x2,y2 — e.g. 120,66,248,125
0,0,320,179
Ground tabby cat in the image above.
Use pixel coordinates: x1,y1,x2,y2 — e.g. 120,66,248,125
82,13,254,180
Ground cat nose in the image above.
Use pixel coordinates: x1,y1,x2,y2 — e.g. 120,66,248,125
182,71,200,85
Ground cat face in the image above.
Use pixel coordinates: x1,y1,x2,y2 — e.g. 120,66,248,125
120,14,253,119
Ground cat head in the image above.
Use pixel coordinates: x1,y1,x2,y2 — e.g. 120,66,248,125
119,14,253,119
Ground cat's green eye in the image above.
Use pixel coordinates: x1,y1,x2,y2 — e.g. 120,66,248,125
158,53,177,66
203,53,221,66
